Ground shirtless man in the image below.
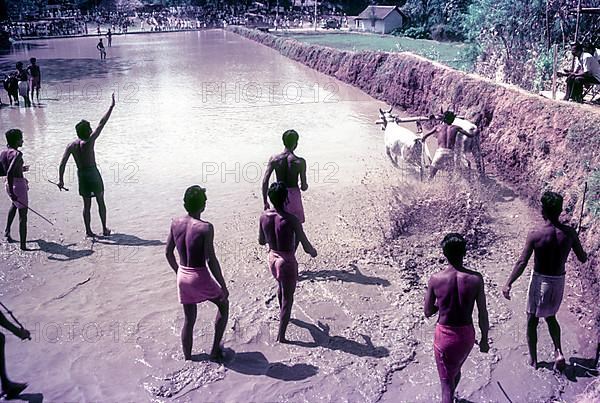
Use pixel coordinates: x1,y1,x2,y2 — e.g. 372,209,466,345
166,186,229,361
503,191,587,369
421,111,474,179
0,310,30,399
58,94,115,237
96,38,106,60
424,233,489,403
26,58,41,104
262,130,308,228
1,129,30,250
259,182,317,343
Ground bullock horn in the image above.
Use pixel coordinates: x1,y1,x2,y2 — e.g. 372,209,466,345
387,106,393,113
379,108,385,115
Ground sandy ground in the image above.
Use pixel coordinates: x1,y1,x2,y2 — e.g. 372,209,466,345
0,31,598,402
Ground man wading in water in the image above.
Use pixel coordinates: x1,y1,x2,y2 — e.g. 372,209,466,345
58,94,115,237
262,130,308,246
503,191,587,370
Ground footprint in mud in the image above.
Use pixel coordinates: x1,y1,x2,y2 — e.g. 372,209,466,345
144,359,227,398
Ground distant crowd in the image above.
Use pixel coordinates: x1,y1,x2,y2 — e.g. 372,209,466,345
0,4,344,40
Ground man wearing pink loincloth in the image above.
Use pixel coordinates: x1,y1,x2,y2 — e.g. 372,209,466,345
1,129,30,250
424,233,490,403
259,182,317,343
503,191,587,370
166,186,229,361
262,130,308,237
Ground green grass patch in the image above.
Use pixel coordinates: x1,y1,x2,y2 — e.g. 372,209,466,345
278,32,474,71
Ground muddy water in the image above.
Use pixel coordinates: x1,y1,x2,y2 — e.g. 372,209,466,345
1,31,595,402
0,31,398,401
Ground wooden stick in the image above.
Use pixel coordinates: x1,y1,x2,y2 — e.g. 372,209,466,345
0,301,30,340
48,179,69,191
496,381,513,403
578,182,588,235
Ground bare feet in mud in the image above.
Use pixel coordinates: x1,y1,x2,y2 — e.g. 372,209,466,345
528,358,538,369
209,348,226,363
102,228,111,236
554,353,566,372
20,243,29,251
2,381,28,399
86,231,97,238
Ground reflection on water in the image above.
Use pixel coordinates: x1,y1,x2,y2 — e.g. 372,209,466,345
0,30,390,401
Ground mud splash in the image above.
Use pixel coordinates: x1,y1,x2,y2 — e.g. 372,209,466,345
229,26,599,337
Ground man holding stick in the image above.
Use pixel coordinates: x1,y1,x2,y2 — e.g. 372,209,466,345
503,191,588,369
58,94,115,237
1,129,29,250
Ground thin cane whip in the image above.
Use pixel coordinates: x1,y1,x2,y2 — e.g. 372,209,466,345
496,381,513,403
47,179,69,191
0,301,30,340
577,182,588,235
27,205,54,226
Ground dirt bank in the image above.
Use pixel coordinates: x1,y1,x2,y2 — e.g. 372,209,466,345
229,26,600,336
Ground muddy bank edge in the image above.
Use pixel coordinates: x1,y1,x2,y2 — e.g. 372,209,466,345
228,26,600,335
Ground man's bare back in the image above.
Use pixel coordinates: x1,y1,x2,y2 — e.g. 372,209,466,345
67,139,97,170
170,216,212,268
521,222,586,276
427,266,485,326
270,151,306,189
259,209,300,253
0,149,26,178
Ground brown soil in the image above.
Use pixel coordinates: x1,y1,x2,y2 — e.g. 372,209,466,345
229,26,600,357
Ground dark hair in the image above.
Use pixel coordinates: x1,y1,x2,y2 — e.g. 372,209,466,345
15,61,23,69
442,111,456,124
541,191,563,221
571,42,583,53
75,120,92,140
5,129,23,148
441,233,467,263
282,129,299,149
268,181,288,209
184,185,207,214
30,57,36,63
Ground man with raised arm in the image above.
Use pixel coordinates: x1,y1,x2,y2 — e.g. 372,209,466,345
424,233,489,403
58,93,115,237
0,309,30,399
421,111,474,180
262,130,308,226
166,186,229,361
503,191,588,370
259,182,317,343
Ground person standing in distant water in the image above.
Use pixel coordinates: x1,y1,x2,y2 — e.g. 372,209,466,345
165,186,230,361
1,129,30,250
0,308,31,399
424,233,490,403
58,94,115,237
259,182,317,343
96,38,106,60
262,130,308,247
27,58,41,104
106,29,112,47
15,62,30,107
503,191,587,370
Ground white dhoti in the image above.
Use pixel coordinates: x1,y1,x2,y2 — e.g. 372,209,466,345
431,147,454,169
527,272,565,318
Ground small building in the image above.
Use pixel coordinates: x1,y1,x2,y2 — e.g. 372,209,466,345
354,6,405,34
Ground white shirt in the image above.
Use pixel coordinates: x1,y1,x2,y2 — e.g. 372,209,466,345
582,52,600,82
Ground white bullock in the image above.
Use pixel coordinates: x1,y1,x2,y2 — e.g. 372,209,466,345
377,107,432,178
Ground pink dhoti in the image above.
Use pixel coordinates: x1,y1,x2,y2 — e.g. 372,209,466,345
268,250,298,287
5,177,28,209
284,187,305,223
433,323,475,380
177,265,223,304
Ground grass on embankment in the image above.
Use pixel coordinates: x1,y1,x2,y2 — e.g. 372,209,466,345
277,32,474,71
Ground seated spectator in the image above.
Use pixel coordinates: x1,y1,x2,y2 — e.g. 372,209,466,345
562,42,600,103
